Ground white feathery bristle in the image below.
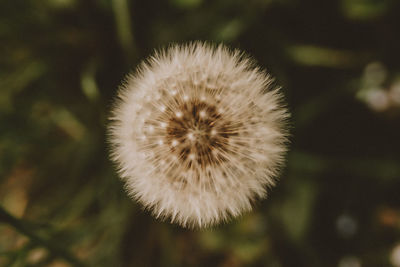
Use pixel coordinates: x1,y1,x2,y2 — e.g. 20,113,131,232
108,42,289,228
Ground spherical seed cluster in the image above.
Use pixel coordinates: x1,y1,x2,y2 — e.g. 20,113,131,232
109,42,289,228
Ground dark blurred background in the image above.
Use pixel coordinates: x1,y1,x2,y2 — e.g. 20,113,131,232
1,0,400,266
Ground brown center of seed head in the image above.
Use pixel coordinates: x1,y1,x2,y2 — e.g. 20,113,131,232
166,100,235,168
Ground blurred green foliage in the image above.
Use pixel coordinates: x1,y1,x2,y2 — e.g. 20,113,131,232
1,0,400,266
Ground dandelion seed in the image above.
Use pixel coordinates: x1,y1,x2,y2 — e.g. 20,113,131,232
109,42,289,228
171,139,179,147
187,132,195,141
199,110,206,118
175,111,183,118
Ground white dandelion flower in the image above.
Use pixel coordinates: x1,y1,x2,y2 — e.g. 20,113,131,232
109,42,289,228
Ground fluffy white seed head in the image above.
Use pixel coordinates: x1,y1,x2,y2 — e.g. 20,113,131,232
109,42,289,228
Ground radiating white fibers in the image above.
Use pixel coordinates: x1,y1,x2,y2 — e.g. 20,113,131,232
108,42,289,228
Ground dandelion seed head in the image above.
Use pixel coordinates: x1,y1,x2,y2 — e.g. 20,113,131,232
109,42,289,228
